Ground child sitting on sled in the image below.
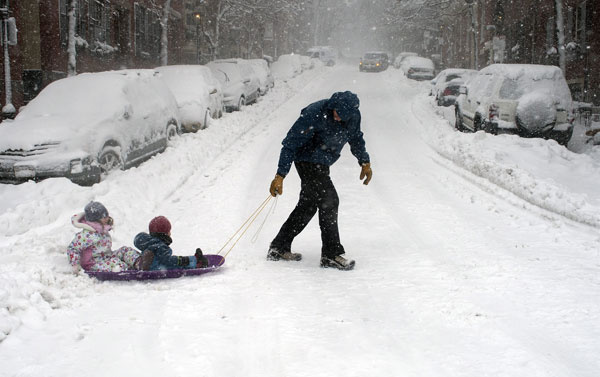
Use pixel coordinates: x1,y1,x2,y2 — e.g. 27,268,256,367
133,216,208,271
67,201,142,273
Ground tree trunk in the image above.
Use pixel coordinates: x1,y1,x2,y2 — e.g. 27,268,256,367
67,0,77,77
160,0,171,66
555,0,566,74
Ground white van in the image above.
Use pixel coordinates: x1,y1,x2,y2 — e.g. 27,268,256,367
307,46,337,66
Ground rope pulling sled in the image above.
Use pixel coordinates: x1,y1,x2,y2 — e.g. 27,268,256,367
86,195,275,281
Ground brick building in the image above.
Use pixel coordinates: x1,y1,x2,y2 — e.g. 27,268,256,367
439,0,599,105
1,0,186,115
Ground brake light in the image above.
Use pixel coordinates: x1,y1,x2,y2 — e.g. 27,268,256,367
489,103,499,120
408,68,414,74
442,87,453,96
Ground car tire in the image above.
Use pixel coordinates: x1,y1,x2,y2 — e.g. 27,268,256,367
166,122,178,143
473,116,482,133
203,109,210,130
236,96,246,111
455,108,466,132
98,147,123,176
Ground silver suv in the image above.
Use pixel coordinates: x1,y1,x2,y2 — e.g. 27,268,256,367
455,64,574,145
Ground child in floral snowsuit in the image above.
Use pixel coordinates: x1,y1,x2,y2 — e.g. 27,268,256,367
67,201,141,273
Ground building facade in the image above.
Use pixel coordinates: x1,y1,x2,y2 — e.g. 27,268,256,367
439,0,599,105
1,0,185,115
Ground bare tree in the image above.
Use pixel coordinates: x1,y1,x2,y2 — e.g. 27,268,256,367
67,0,77,76
159,0,172,66
555,0,566,74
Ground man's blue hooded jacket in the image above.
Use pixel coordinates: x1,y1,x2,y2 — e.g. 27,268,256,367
276,91,370,177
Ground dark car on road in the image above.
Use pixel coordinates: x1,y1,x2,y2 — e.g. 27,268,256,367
359,52,389,72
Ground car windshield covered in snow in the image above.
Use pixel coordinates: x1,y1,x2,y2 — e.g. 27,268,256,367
498,75,571,106
482,64,572,108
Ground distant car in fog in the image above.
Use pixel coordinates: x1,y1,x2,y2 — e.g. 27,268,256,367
307,46,337,66
0,70,180,185
400,56,435,80
359,52,389,72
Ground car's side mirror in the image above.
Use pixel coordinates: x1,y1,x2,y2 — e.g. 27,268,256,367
210,88,218,95
243,78,251,84
459,86,468,95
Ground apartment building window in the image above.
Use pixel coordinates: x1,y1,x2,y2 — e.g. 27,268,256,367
59,0,89,46
89,0,110,44
134,3,161,59
574,1,588,43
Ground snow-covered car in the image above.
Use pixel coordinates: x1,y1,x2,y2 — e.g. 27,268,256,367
248,59,275,95
430,68,477,106
0,70,180,185
455,64,574,145
155,65,223,132
307,46,337,66
207,59,260,112
271,54,303,81
359,52,389,72
393,52,418,68
400,56,435,80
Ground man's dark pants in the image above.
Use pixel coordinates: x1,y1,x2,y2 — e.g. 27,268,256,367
271,161,345,258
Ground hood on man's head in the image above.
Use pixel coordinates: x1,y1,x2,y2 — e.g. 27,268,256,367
328,91,360,122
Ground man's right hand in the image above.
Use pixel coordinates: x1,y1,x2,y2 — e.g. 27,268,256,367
270,174,284,197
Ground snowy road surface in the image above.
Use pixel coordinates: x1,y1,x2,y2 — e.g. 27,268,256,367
1,64,599,377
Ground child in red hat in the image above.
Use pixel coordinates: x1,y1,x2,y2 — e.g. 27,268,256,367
133,215,207,270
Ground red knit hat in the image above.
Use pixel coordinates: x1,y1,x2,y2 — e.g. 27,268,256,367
149,216,171,234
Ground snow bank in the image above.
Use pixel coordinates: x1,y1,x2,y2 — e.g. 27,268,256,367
420,96,600,228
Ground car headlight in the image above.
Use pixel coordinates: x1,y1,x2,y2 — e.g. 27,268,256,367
70,159,84,174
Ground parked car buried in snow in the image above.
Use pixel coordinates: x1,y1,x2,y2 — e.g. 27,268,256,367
207,59,260,112
430,68,477,106
0,70,181,185
393,52,418,69
155,65,223,132
248,58,275,96
454,64,574,145
400,56,435,80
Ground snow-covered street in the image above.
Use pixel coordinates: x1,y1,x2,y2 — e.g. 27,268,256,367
1,64,599,377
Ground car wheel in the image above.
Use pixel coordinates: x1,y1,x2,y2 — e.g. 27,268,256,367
236,96,246,111
98,147,123,176
203,109,210,130
455,108,465,132
473,116,482,133
166,122,178,143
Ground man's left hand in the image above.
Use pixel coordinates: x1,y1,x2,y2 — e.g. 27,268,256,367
360,163,372,185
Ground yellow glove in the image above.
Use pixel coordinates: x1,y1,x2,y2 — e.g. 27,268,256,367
269,174,284,196
360,163,372,185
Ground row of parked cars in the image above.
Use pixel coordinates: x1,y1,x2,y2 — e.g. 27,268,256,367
431,64,575,146
0,57,280,186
